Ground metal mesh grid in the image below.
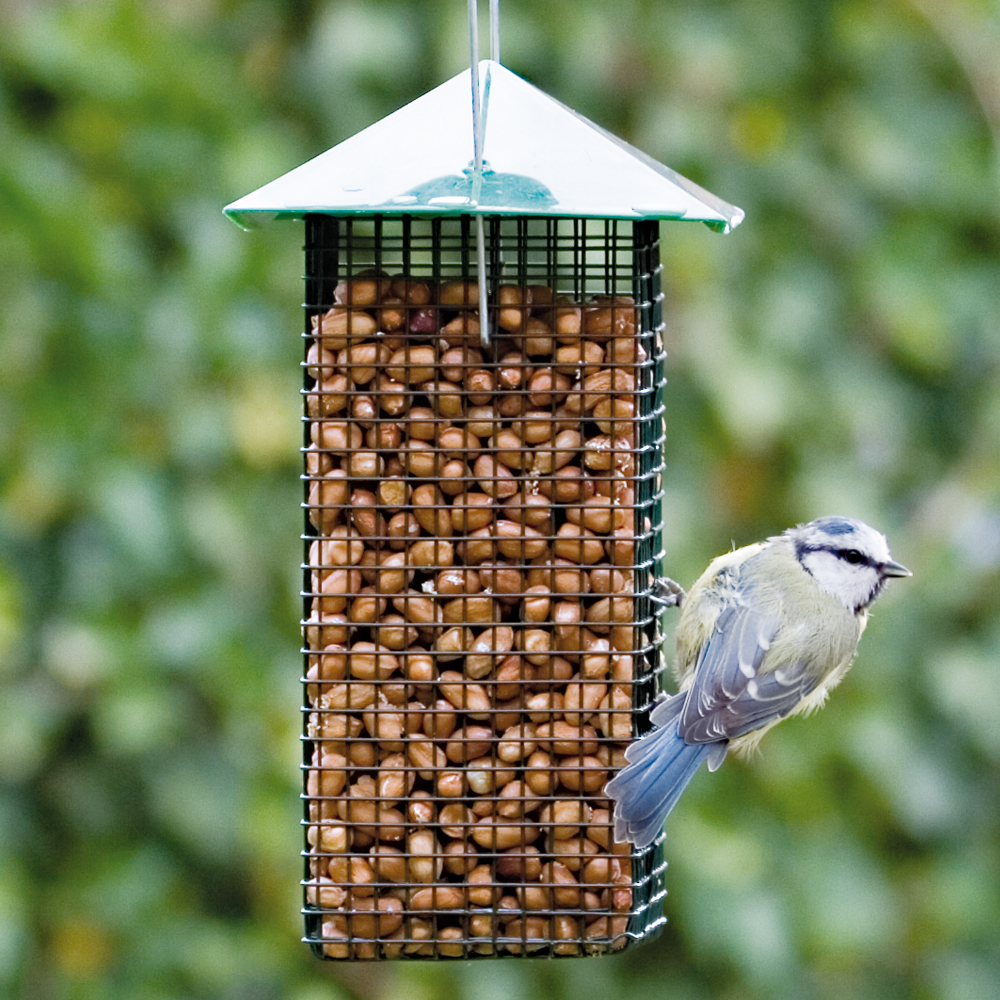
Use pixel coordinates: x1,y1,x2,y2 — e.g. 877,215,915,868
301,214,668,958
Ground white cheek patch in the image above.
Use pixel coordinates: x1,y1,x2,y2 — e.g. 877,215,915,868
802,550,880,612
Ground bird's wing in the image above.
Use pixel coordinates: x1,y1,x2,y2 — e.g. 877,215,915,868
678,599,817,744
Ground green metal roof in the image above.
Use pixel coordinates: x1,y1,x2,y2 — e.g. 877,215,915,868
224,60,743,233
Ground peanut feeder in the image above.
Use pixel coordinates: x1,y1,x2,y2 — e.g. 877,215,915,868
225,59,742,960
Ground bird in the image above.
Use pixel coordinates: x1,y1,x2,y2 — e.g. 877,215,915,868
605,516,911,847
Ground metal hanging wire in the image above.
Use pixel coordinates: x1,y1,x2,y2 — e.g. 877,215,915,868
467,0,501,350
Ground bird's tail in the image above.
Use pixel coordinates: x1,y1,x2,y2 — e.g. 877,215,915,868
605,715,719,847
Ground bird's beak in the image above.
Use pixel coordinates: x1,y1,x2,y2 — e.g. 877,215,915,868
882,559,912,578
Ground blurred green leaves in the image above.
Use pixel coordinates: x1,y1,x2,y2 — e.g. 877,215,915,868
1,1,999,999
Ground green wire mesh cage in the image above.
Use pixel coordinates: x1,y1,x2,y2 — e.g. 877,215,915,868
300,214,670,958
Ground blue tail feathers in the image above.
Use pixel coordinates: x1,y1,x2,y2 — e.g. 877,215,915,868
605,713,724,847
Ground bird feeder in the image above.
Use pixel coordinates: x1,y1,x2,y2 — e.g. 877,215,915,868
225,58,742,960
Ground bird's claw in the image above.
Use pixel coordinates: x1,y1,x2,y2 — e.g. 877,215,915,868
653,577,686,608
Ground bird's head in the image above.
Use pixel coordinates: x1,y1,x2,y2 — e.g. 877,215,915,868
787,516,911,613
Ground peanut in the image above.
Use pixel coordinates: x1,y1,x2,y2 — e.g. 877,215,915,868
386,345,437,384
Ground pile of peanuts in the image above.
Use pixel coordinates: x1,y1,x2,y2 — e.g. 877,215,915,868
303,271,649,958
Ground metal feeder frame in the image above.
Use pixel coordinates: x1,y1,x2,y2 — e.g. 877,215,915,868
303,213,666,958
224,58,743,962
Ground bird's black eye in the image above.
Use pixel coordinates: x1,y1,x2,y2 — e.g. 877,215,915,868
841,549,865,564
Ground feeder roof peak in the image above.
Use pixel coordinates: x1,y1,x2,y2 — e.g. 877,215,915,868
224,60,743,233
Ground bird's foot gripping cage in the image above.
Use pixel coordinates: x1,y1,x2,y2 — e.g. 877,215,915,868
302,213,669,959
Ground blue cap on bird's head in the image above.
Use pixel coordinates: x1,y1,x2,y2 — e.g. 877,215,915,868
788,517,911,582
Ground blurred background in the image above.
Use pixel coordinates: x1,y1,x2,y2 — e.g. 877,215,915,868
1,1,998,998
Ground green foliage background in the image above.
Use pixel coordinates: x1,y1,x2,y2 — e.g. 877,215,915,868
1,1,998,998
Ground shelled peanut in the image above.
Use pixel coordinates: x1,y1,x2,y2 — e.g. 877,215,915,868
303,272,647,958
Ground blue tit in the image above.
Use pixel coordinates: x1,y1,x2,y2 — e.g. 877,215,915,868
606,516,910,847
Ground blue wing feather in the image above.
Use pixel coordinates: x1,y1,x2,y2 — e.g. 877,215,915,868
677,579,815,743
649,691,686,728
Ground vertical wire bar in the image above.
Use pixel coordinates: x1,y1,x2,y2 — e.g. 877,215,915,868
546,217,556,290
372,215,382,277
476,215,490,349
402,214,412,278
488,215,503,292
571,218,580,300
431,217,442,292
